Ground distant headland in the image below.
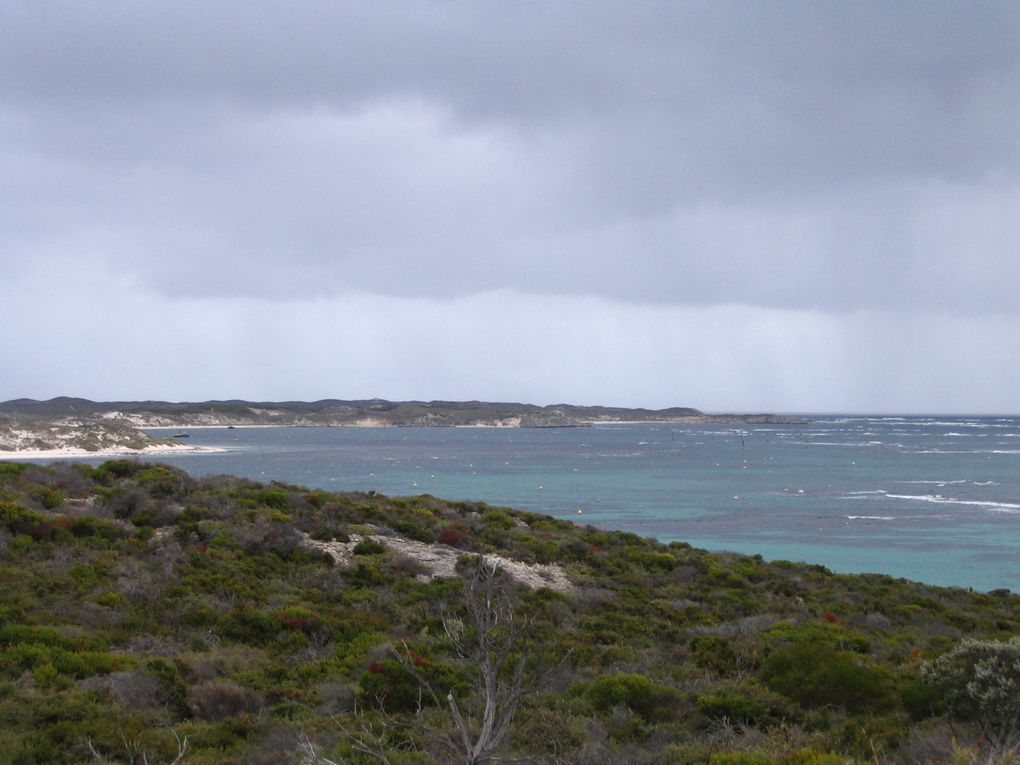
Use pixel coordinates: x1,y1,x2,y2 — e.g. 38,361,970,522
0,397,807,457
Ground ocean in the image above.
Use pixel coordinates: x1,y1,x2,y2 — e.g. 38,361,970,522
53,417,1020,591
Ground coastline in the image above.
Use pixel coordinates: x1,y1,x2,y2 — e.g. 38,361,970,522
141,417,800,430
144,424,272,430
0,444,226,461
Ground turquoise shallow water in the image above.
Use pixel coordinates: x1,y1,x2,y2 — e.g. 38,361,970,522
29,416,1020,591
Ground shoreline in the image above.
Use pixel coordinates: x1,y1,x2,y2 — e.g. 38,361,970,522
140,418,799,430
0,444,226,461
143,424,272,430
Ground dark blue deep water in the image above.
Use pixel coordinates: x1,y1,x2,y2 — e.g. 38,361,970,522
49,417,1020,591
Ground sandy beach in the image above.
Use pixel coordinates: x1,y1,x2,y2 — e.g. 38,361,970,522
0,444,225,461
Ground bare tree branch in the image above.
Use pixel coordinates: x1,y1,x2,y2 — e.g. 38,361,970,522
84,727,190,765
296,732,345,765
394,557,568,765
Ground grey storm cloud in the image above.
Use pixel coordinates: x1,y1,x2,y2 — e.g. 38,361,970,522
3,1,1019,311
4,2,1020,412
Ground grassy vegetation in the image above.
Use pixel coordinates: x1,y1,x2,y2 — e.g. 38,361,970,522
1,460,1018,764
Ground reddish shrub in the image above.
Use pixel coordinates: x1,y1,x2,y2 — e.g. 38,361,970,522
436,524,468,547
277,608,321,633
820,612,838,623
401,650,431,668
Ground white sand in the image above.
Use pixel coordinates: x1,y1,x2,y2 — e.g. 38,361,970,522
0,444,226,461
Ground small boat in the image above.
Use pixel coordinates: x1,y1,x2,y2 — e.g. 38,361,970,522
172,432,190,439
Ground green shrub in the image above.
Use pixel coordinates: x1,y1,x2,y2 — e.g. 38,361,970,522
244,487,291,510
696,680,792,727
0,642,127,680
221,608,284,644
187,680,262,720
344,561,386,587
358,656,462,714
762,620,870,654
0,501,47,535
0,462,29,478
482,510,515,530
105,487,153,523
587,673,678,722
625,548,677,572
353,538,386,555
146,657,187,713
133,465,189,495
0,624,108,652
709,753,773,765
34,486,66,510
900,673,942,718
689,635,739,674
781,752,851,765
66,515,124,540
759,642,895,712
923,637,1020,750
92,460,148,483
710,751,852,765
390,517,436,543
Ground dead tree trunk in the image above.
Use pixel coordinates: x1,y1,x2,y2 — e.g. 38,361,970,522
400,557,560,765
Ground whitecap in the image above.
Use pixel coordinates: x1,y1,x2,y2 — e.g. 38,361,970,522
894,479,967,485
789,441,889,447
847,515,896,521
884,494,1020,512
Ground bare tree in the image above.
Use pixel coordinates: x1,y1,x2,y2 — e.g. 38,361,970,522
84,728,190,765
296,701,414,765
297,732,346,765
299,558,566,765
398,557,567,765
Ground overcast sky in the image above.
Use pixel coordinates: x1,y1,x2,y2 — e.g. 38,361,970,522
2,2,1019,413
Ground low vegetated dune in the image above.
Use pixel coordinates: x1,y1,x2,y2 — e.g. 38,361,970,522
0,459,1017,764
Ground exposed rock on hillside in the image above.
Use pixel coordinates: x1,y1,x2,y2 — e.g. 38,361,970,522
300,529,574,593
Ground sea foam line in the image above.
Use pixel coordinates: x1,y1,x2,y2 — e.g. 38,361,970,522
894,479,968,485
884,494,1020,512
